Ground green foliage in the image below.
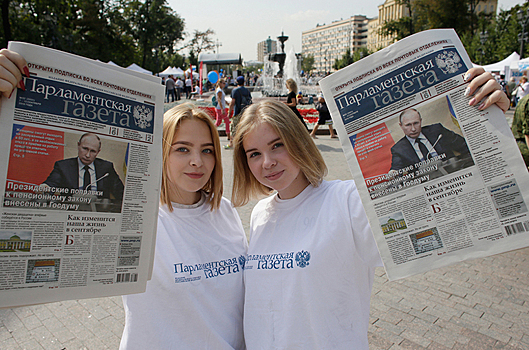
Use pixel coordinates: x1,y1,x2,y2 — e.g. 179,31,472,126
463,3,528,64
183,28,215,63
301,54,314,73
379,0,527,65
0,0,185,72
333,47,371,71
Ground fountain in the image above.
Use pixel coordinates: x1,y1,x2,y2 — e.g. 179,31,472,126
257,32,302,97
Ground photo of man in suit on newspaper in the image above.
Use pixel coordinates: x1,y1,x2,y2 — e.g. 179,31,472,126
42,132,125,205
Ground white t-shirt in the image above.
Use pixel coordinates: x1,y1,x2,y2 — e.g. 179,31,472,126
243,180,382,350
216,87,226,110
120,195,248,350
519,82,529,99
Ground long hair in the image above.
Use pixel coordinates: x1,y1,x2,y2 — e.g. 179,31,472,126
231,100,327,207
161,103,223,211
285,78,298,94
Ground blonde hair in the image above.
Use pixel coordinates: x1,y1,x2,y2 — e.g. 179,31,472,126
285,78,298,94
161,103,223,211
231,100,327,207
216,77,226,89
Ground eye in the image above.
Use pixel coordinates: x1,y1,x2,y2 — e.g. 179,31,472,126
248,151,260,159
202,148,214,154
173,146,188,152
272,142,284,150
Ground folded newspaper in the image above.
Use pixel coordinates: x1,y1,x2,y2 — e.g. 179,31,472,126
320,29,529,280
0,42,164,307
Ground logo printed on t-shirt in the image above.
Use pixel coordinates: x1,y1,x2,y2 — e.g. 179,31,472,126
173,256,244,283
245,250,312,270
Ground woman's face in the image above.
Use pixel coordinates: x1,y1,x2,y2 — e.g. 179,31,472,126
243,122,308,199
166,119,215,205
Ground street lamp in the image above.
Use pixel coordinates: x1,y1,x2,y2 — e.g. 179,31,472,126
518,9,529,59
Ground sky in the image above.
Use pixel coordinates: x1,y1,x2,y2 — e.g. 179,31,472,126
167,0,524,62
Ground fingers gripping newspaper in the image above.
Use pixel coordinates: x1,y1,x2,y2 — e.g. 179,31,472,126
0,42,164,307
320,29,529,280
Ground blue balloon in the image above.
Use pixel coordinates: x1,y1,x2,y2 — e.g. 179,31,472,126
208,71,219,84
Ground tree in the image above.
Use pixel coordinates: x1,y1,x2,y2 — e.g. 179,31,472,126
379,0,415,41
181,28,215,64
461,2,527,64
333,48,354,70
380,0,479,42
125,0,184,71
333,48,371,71
301,54,314,73
0,0,186,73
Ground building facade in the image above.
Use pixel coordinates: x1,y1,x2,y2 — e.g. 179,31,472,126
301,15,369,74
302,0,499,73
370,0,498,51
257,37,277,63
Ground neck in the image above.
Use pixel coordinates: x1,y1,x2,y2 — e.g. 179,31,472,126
277,174,310,200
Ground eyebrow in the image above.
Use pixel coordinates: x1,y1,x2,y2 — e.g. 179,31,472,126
172,141,214,147
244,137,281,154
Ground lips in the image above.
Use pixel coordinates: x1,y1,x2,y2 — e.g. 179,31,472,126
265,170,284,181
186,172,204,179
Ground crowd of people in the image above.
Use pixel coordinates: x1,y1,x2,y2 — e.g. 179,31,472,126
0,47,511,350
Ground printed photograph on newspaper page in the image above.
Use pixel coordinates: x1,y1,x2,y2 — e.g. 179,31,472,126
320,29,529,280
0,42,164,307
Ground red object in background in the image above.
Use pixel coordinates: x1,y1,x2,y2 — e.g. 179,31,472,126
352,123,394,185
198,107,319,124
6,125,64,191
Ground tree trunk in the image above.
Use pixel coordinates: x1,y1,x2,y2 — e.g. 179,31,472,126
1,0,11,48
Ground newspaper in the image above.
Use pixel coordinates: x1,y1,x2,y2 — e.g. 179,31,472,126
0,42,164,307
320,29,529,280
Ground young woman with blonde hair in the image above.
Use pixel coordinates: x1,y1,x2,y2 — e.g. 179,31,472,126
284,78,308,130
230,67,509,349
120,103,247,349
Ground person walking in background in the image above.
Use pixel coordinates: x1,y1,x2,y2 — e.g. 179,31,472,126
284,78,308,131
225,76,252,149
215,78,230,142
165,75,176,103
175,77,183,101
310,93,337,139
508,76,516,108
511,93,529,167
516,76,529,106
185,75,192,99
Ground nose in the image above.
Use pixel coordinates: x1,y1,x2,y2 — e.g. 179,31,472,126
190,151,203,167
262,152,276,169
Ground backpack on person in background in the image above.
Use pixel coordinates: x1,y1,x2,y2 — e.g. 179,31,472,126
212,94,218,107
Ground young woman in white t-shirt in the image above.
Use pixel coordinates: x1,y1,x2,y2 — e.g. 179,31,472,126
229,68,508,350
215,78,230,141
119,103,247,349
0,50,247,350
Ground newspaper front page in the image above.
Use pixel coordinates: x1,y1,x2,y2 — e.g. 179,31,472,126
320,29,529,280
0,42,164,307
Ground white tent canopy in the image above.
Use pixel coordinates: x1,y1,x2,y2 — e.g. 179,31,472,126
184,68,199,79
159,66,184,77
474,52,520,74
126,63,152,75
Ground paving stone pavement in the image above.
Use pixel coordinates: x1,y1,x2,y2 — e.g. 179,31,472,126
2,111,528,350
